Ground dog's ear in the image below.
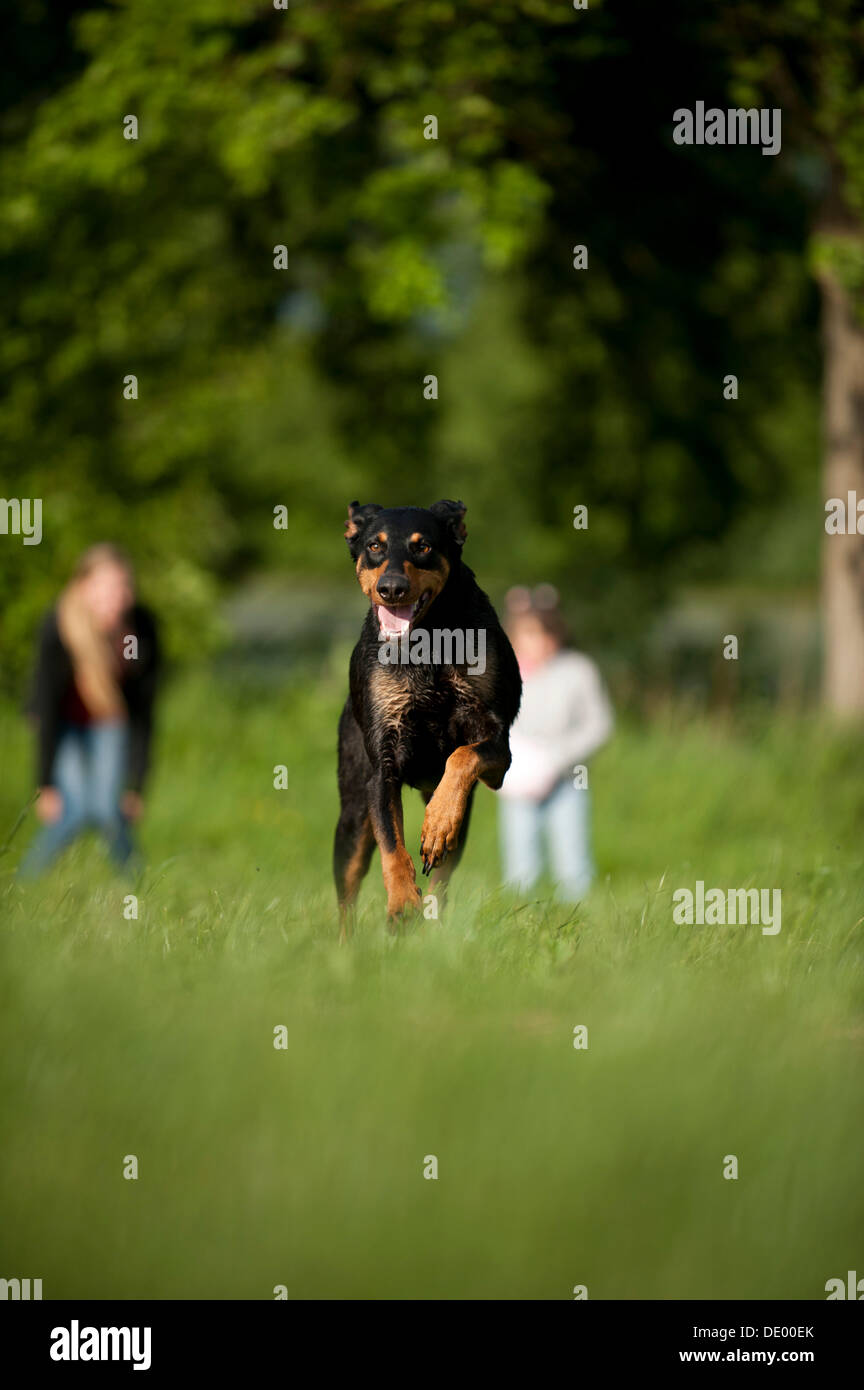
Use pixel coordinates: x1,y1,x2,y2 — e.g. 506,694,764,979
344,501,382,551
429,499,467,548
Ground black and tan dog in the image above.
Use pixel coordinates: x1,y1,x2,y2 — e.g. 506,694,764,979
334,499,521,924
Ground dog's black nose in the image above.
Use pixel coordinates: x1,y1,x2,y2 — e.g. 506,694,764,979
377,573,410,604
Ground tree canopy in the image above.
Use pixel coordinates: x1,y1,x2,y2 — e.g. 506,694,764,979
3,1,863,694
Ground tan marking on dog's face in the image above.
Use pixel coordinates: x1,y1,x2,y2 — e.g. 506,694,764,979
356,555,449,612
403,557,449,609
356,557,387,599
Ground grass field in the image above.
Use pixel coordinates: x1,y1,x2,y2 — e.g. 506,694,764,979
1,666,862,1300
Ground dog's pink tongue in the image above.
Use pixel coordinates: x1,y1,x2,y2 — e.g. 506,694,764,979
378,603,413,637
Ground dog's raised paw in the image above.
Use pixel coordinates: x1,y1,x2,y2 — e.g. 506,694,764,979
420,796,463,872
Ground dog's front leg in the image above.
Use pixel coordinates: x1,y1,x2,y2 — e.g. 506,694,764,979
368,770,422,919
420,736,511,874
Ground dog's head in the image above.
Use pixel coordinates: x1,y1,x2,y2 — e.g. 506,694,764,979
344,499,467,638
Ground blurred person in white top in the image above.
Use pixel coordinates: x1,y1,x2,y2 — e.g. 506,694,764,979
498,585,613,902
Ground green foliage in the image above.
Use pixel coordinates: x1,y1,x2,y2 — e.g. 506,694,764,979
2,0,861,686
724,1,864,267
0,0,562,685
810,232,864,300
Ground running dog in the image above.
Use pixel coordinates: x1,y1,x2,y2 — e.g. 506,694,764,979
334,499,521,923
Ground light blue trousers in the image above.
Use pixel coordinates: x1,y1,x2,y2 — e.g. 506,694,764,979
499,781,594,902
20,721,134,877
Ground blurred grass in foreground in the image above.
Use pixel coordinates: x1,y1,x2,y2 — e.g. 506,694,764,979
0,673,862,1299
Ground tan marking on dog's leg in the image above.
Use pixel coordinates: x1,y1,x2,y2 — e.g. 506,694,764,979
341,817,375,903
381,845,422,920
420,746,481,872
372,786,421,921
338,816,376,940
426,856,457,912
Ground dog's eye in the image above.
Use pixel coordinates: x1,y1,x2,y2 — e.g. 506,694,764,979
415,543,431,555
368,541,382,553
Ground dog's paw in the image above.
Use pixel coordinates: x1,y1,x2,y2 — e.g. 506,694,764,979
420,793,464,874
383,851,422,917
387,881,423,918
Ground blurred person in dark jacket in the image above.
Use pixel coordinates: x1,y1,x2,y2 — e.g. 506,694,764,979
19,544,160,877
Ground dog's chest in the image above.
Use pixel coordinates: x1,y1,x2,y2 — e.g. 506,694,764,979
369,664,480,747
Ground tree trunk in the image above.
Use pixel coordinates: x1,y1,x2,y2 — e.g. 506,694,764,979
819,230,864,717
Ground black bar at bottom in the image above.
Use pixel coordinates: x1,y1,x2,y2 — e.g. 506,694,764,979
2,1299,859,1374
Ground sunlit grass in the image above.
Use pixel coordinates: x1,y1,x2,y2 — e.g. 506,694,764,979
0,674,862,1298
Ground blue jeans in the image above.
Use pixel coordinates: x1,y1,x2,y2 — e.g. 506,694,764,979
20,721,135,877
499,780,594,902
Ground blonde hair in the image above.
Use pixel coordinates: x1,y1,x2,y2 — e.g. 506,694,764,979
56,544,135,719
